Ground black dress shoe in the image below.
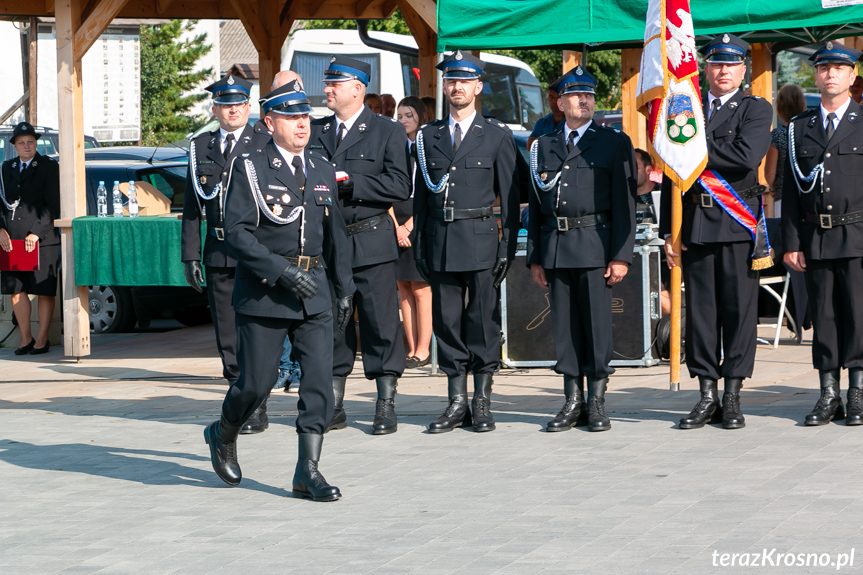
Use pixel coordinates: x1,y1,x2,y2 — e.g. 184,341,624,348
203,416,242,486
240,396,269,434
679,376,721,429
805,370,845,426
547,376,587,432
413,355,430,368
405,356,419,368
29,340,50,355
292,433,341,502
14,338,35,355
847,369,863,426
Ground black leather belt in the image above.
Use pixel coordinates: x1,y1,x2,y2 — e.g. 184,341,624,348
286,255,322,271
209,227,226,240
688,185,767,207
346,215,384,236
431,206,494,222
805,210,863,229
544,212,609,232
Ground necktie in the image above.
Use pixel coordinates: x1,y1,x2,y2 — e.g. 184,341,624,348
407,141,416,173
710,98,721,121
453,123,462,153
567,131,577,153
20,162,27,173
223,133,234,162
336,123,346,150
292,156,305,191
826,112,837,140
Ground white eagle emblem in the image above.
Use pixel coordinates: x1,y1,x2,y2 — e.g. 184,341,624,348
665,9,697,70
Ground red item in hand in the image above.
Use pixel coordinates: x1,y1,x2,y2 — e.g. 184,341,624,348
0,240,40,271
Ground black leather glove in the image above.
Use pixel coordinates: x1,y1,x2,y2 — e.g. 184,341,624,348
276,265,318,300
416,259,431,283
184,261,204,293
337,175,354,200
336,295,353,334
492,258,512,289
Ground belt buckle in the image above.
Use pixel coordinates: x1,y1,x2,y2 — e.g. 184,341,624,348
443,207,455,222
700,194,714,208
214,227,225,240
820,214,833,229
297,255,311,271
556,217,570,232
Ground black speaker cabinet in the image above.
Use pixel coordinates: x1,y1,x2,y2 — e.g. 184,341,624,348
501,228,664,367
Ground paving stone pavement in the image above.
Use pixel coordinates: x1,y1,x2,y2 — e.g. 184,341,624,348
2,326,863,574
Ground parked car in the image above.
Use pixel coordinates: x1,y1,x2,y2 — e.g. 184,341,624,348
805,92,821,110
0,125,99,160
83,145,189,163
184,114,261,142
82,158,210,334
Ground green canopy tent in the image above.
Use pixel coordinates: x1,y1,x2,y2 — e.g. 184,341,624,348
436,0,863,50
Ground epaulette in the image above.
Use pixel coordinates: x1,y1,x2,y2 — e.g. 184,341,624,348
485,117,508,130
311,115,333,125
376,113,398,123
790,108,818,123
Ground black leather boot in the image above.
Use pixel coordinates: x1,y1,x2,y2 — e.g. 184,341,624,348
372,375,398,435
679,376,722,429
722,378,745,430
327,376,348,432
428,375,472,433
847,369,863,426
203,415,242,486
805,369,845,426
292,433,341,502
240,394,269,434
586,377,611,432
547,375,587,432
472,373,496,432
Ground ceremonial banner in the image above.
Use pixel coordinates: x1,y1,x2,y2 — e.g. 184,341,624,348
636,0,708,191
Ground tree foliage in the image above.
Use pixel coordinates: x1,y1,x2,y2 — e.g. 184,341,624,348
140,20,212,145
301,12,412,35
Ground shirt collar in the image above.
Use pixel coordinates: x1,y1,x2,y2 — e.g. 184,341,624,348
708,89,739,111
336,106,365,134
274,143,304,174
563,121,591,145
821,98,851,126
448,111,477,136
219,126,245,143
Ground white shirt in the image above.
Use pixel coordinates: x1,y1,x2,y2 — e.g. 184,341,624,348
274,143,305,178
19,160,30,172
219,126,245,154
448,111,477,147
707,89,739,120
563,121,591,148
821,98,851,131
407,137,417,198
336,106,365,141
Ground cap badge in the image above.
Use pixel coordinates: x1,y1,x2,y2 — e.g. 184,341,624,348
827,41,834,50
576,67,584,76
540,172,548,182
722,34,730,43
22,125,29,131
292,80,301,92
455,50,463,61
272,156,283,168
272,204,283,216
227,76,235,85
282,193,291,203
330,56,337,64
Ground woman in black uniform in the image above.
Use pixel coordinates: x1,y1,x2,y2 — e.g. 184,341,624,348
391,97,433,368
0,122,61,355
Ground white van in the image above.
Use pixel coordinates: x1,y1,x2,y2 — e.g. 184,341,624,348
282,29,548,131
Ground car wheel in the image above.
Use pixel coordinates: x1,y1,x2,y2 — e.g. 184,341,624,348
88,285,136,333
174,305,212,327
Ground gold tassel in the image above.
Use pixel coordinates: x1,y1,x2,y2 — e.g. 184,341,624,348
750,249,774,270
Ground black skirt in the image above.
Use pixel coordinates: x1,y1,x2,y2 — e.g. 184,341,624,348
392,198,424,283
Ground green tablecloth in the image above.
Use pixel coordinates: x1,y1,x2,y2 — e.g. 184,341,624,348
72,215,204,286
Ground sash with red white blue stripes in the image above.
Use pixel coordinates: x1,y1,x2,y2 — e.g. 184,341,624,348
697,169,773,270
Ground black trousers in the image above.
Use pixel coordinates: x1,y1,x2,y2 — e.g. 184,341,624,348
332,261,406,379
547,267,614,379
205,266,239,382
222,310,334,434
430,268,500,377
682,241,759,380
805,257,863,371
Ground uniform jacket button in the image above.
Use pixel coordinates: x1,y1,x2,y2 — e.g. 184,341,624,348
261,278,268,284
825,153,832,158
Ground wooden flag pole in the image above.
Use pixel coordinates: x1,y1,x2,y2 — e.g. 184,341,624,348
670,182,683,390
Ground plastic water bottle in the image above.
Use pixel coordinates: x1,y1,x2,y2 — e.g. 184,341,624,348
96,181,108,218
127,180,139,218
112,181,123,218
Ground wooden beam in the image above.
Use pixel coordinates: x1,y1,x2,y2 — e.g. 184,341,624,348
381,0,398,16
258,0,282,92
28,16,37,124
750,43,773,186
312,0,334,18
55,0,90,358
73,0,131,61
621,48,646,150
45,0,54,14
155,0,173,14
355,0,376,17
228,0,268,54
399,0,435,33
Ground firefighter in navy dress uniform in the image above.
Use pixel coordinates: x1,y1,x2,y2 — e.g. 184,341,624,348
527,66,637,432
203,82,355,501
782,42,863,426
181,75,274,433
308,56,411,435
661,34,773,430
413,51,520,433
